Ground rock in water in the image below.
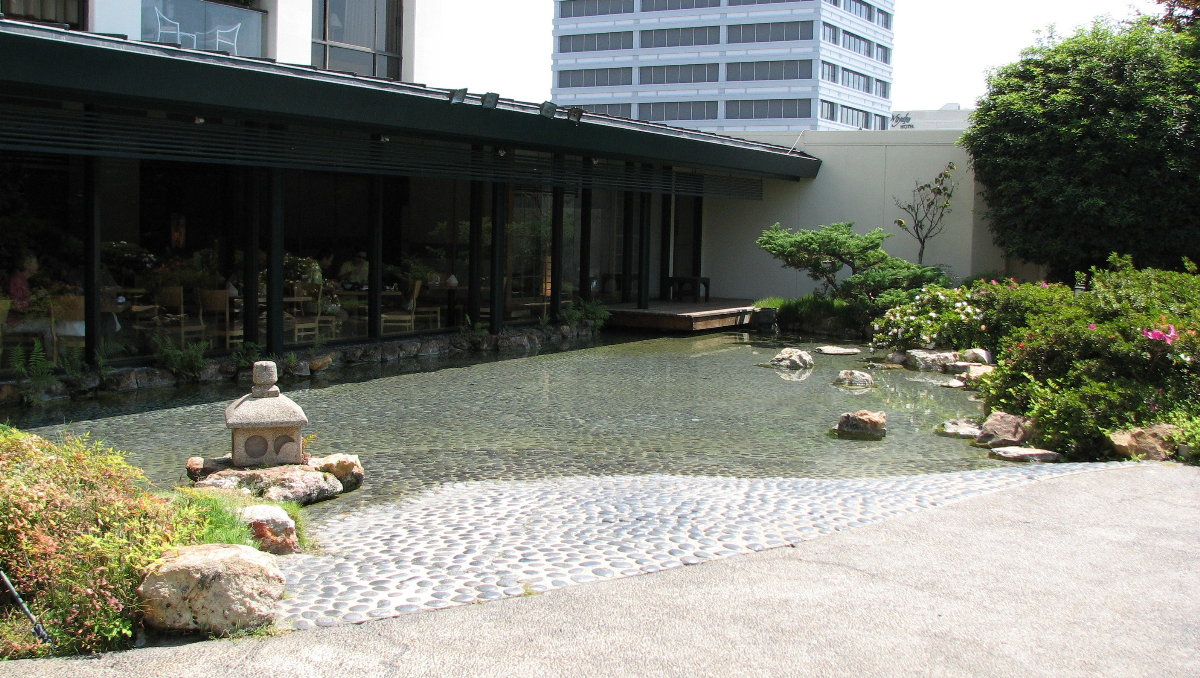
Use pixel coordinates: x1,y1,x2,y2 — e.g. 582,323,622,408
815,346,861,355
988,447,1062,463
834,410,887,440
833,370,874,388
308,453,366,492
769,348,814,369
938,419,983,439
195,466,343,505
905,349,959,371
974,411,1034,448
961,348,994,365
138,544,284,634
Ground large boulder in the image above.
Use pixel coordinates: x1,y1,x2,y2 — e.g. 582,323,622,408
769,348,814,370
138,544,284,634
196,466,343,505
833,410,887,440
308,453,365,492
988,447,1062,463
975,412,1033,448
961,348,994,365
1108,424,1180,461
905,350,959,371
833,370,874,388
238,505,299,555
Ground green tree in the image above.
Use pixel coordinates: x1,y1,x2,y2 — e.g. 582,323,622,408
960,19,1200,279
893,162,958,265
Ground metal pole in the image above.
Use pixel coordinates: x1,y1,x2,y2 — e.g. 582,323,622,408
0,569,52,645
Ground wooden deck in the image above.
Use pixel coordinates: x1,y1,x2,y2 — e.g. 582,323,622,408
606,298,757,332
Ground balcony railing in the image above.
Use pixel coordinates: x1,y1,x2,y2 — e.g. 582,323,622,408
141,0,264,58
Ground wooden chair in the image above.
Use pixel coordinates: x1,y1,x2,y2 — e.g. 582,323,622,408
50,294,86,364
381,279,420,335
156,286,206,346
413,279,442,329
200,289,243,351
292,287,324,345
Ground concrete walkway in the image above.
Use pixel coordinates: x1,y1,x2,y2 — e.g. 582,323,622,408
5,463,1197,678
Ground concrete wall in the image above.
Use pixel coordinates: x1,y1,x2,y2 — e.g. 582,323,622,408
702,129,1006,301
261,0,311,67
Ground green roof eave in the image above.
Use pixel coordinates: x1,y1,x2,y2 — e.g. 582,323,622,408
0,24,822,180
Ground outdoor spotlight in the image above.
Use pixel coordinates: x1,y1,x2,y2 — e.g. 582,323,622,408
371,133,390,143
497,148,508,157
566,107,584,124
194,116,205,124
447,88,468,104
539,101,558,118
481,92,500,109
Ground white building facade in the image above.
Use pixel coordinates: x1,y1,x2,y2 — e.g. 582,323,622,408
551,0,893,132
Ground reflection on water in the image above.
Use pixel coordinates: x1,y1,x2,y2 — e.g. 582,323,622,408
12,332,999,520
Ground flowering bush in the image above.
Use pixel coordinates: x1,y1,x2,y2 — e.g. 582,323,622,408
0,427,205,657
873,278,1072,353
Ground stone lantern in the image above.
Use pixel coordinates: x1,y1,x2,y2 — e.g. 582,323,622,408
225,361,308,467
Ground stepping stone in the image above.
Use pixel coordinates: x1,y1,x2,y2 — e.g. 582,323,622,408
815,346,861,355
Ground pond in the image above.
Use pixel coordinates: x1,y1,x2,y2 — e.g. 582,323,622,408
15,331,998,520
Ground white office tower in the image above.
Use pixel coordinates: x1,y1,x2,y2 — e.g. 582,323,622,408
551,0,893,132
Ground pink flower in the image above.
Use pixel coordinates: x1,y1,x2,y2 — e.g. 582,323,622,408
1088,323,1096,330
1040,281,1049,288
989,279,998,285
1142,326,1178,345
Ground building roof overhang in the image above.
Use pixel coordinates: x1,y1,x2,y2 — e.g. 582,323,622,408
0,21,821,181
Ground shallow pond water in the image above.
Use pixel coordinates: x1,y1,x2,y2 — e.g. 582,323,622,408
14,332,999,520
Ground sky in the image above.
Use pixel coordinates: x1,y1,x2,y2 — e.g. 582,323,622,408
413,0,1161,111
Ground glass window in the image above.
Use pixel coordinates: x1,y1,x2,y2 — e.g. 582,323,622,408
820,100,837,120
558,31,634,53
727,60,812,82
840,68,870,93
582,103,633,118
874,114,889,130
559,0,634,18
876,10,892,29
728,0,808,5
312,0,404,80
725,99,812,119
839,105,869,128
842,31,873,56
820,61,838,82
821,23,839,43
824,0,840,6
637,101,718,122
640,26,720,48
727,21,812,44
876,44,891,64
1,0,83,28
873,79,890,98
558,68,634,88
847,0,873,21
642,0,720,10
640,64,719,85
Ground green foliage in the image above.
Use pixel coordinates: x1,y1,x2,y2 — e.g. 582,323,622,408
0,430,206,657
7,339,55,388
893,162,959,265
874,279,1073,353
150,335,210,381
979,259,1200,459
756,222,947,332
168,489,309,550
230,341,265,369
961,19,1200,277
574,299,611,328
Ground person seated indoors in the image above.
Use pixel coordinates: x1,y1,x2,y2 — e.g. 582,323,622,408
337,251,369,289
6,252,39,315
4,252,55,348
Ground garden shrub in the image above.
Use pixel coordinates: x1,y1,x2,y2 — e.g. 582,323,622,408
0,427,206,657
874,256,1199,460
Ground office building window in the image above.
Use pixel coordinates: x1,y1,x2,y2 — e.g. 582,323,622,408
876,10,892,29
559,32,634,53
1,0,84,27
726,60,813,81
820,61,839,82
727,21,813,43
875,44,891,64
821,23,840,43
839,105,869,128
841,31,873,56
874,114,889,130
558,67,634,88
840,68,870,93
559,0,634,18
726,98,812,119
642,0,720,10
846,0,873,21
641,26,721,48
823,0,840,6
583,103,633,118
873,79,890,98
638,101,718,121
640,64,719,85
728,0,809,4
820,100,838,120
312,0,404,79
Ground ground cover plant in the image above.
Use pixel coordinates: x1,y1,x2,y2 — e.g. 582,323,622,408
874,256,1200,460
0,427,305,658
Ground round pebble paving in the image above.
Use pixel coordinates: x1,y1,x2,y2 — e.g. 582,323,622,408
275,464,1124,628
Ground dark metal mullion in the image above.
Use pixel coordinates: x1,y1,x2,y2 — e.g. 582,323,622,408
368,175,383,339
659,165,673,301
266,167,285,354
468,147,484,329
637,164,652,310
82,155,100,365
550,154,565,321
621,162,634,304
489,169,507,335
579,158,593,302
